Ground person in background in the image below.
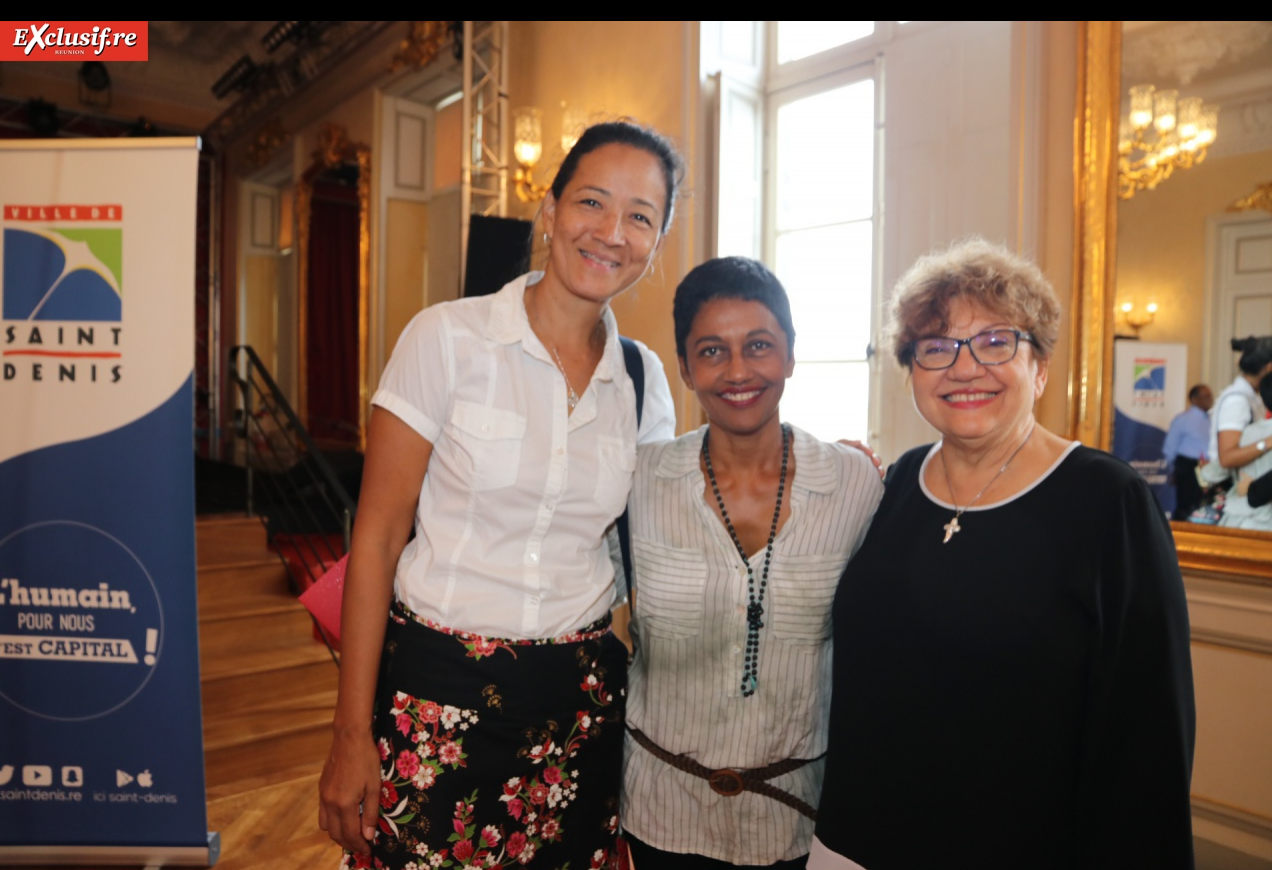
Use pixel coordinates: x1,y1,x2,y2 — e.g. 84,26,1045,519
1199,336,1272,489
809,239,1195,870
1220,373,1272,531
1162,383,1213,520
318,121,682,869
622,257,883,869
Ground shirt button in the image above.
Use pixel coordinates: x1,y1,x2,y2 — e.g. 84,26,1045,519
733,645,741,655
529,553,539,563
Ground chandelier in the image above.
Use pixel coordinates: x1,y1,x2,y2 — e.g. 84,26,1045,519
1118,84,1218,200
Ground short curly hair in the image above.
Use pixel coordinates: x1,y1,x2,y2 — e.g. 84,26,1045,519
888,238,1061,369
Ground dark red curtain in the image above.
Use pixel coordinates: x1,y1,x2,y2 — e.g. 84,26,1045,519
306,181,360,445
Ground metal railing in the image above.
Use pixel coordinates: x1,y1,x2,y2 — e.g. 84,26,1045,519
228,346,356,608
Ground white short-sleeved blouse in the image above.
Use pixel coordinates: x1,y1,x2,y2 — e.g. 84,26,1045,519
372,272,675,639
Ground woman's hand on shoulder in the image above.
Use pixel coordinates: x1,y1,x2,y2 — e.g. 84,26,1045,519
319,726,383,855
838,439,885,479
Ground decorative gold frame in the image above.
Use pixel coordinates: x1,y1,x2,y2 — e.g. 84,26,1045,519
1074,22,1272,579
296,122,372,449
1229,181,1272,214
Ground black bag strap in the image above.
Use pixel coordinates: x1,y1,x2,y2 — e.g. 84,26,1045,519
617,337,643,599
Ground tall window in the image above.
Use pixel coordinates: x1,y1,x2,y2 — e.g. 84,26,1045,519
776,20,874,64
712,21,893,441
768,66,876,442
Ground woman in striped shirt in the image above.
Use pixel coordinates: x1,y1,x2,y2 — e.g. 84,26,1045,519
621,257,883,868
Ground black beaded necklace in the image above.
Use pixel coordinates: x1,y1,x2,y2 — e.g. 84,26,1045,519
701,422,790,697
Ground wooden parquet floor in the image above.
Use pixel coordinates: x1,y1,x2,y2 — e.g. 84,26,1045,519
1,769,342,870
207,768,341,870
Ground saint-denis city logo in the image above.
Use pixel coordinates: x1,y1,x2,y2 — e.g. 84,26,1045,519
4,206,123,322
3,205,125,384
1,22,148,61
1131,356,1167,407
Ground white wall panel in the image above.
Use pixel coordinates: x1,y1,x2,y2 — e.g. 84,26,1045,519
876,21,1018,460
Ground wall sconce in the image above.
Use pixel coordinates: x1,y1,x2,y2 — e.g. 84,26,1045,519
514,107,549,203
1119,300,1158,336
561,104,586,154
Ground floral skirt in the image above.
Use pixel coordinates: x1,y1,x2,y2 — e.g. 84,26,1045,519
342,602,629,870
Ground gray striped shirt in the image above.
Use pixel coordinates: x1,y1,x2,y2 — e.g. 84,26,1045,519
623,425,883,864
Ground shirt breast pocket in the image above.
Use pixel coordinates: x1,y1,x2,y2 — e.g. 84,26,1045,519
446,400,527,491
767,553,846,644
594,435,637,517
632,537,706,639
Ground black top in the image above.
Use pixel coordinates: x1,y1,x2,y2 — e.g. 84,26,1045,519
1249,467,1272,508
815,444,1195,870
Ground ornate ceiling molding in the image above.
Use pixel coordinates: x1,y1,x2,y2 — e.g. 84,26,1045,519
1209,90,1272,160
1122,20,1272,87
390,21,455,73
245,118,290,170
205,21,393,148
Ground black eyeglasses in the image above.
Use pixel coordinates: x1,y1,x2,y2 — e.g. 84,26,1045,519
909,329,1036,370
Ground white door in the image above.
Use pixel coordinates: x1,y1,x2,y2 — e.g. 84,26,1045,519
1208,213,1272,388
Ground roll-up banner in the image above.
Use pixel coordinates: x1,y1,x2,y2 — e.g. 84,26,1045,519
1112,341,1188,517
0,139,216,865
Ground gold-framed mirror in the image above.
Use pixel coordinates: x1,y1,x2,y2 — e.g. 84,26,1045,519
296,122,371,450
1074,21,1272,578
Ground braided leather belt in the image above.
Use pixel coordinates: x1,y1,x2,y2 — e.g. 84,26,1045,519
627,727,820,820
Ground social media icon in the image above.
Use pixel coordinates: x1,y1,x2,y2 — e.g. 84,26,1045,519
137,769,153,788
116,770,134,787
62,766,83,788
0,765,13,785
22,765,52,787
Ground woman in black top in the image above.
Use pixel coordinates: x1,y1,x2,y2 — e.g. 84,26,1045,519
808,239,1195,870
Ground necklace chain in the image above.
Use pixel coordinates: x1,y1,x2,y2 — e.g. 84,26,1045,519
938,422,1035,544
527,286,599,413
547,342,580,411
702,423,789,697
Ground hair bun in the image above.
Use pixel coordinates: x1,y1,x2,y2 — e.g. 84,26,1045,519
1232,336,1255,352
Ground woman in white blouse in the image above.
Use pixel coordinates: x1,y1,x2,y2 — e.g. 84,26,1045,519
1200,336,1272,488
622,257,884,869
319,122,681,870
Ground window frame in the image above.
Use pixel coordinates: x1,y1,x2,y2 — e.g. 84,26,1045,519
761,33,885,444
